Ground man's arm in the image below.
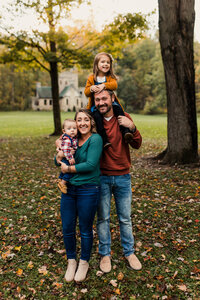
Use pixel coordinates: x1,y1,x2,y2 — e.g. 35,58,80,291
118,113,142,149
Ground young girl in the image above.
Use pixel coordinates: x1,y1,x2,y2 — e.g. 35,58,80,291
84,52,133,148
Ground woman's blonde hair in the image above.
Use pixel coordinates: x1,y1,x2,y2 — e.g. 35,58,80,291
74,109,97,135
93,52,117,81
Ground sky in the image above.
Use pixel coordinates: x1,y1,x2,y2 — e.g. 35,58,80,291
0,0,200,42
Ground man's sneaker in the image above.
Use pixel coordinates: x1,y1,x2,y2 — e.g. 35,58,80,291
100,256,111,273
126,254,142,270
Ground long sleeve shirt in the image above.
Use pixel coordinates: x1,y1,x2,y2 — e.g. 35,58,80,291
69,133,103,185
100,113,142,175
61,134,78,161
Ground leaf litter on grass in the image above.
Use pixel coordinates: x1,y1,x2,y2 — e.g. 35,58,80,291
0,137,199,299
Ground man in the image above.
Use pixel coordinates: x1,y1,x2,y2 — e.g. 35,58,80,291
94,89,142,272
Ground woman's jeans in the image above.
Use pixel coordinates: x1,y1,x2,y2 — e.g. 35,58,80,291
97,174,134,257
60,183,100,261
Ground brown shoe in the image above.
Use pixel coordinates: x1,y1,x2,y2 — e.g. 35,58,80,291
58,181,67,194
100,256,111,273
126,254,142,270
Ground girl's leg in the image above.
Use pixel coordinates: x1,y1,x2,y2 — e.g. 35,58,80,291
60,185,77,259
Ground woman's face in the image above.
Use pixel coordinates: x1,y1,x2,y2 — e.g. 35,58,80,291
76,112,92,136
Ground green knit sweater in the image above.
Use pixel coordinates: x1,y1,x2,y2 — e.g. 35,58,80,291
69,133,103,186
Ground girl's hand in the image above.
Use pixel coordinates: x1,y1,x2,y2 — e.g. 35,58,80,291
96,84,105,92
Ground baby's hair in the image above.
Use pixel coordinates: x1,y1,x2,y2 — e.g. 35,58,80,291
62,119,76,129
93,52,117,81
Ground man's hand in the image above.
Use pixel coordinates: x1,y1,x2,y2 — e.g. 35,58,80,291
117,116,135,131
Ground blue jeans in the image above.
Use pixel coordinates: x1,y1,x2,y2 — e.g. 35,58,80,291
60,183,100,261
97,174,134,257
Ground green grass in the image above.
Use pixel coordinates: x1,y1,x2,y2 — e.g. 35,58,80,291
0,111,199,141
0,111,199,299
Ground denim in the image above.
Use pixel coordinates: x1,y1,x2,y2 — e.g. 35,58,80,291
97,174,134,257
59,158,73,182
60,183,100,261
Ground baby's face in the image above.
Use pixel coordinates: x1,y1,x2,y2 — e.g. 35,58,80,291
63,121,77,137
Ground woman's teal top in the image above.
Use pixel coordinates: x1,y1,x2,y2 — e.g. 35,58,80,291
69,133,103,186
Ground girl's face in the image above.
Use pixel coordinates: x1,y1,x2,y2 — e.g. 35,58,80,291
97,55,111,76
76,112,92,136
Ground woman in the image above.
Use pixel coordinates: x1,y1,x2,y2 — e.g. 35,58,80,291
56,109,103,283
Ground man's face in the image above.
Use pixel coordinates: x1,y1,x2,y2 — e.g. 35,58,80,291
94,90,114,116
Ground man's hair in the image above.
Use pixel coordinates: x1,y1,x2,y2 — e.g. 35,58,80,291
94,89,114,98
62,119,76,129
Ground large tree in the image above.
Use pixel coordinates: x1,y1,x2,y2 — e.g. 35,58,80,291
0,0,94,135
158,0,198,164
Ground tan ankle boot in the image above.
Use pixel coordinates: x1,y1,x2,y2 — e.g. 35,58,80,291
64,259,77,282
74,259,89,282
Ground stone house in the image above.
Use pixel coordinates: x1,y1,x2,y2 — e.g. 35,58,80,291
32,70,88,111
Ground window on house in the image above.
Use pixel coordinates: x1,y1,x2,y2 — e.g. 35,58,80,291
35,100,39,106
44,99,47,105
66,99,68,105
77,99,79,105
80,91,82,95
50,100,52,105
65,81,68,85
81,102,83,108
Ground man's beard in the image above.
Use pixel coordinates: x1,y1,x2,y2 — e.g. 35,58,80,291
97,104,112,115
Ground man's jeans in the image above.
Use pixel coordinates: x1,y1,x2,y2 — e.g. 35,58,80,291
60,183,100,261
97,174,134,257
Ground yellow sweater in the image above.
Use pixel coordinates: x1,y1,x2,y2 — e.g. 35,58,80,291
84,74,123,110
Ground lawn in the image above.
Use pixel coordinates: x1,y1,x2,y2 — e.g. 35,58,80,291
0,111,199,299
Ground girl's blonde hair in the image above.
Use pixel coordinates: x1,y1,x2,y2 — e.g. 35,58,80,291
74,109,97,135
93,52,117,81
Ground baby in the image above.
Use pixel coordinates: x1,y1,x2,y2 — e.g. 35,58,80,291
56,119,78,194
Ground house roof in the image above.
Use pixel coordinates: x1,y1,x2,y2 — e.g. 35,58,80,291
59,84,79,98
37,87,52,99
37,84,80,99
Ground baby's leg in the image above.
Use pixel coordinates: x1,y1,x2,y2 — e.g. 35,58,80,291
113,104,133,143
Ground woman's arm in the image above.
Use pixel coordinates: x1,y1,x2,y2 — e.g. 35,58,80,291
61,135,103,174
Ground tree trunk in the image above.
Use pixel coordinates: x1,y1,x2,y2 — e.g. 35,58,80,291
49,40,62,135
158,0,198,164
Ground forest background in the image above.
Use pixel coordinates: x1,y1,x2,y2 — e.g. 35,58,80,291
1,38,200,115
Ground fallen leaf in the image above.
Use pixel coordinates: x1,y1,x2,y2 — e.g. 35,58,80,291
110,279,118,287
177,284,187,291
27,261,34,269
114,288,121,295
16,268,23,276
38,266,48,275
117,272,124,280
81,288,88,293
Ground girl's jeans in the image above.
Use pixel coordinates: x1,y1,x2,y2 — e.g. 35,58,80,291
60,183,100,261
97,174,134,257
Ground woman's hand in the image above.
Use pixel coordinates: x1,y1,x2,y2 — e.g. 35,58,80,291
60,162,68,173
